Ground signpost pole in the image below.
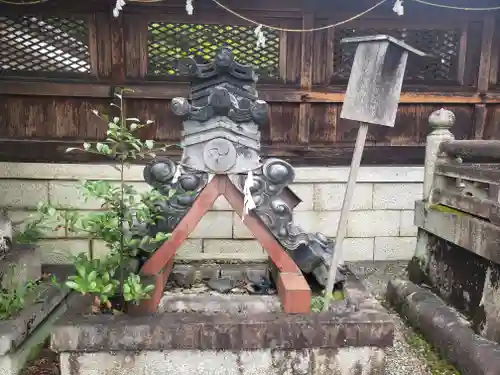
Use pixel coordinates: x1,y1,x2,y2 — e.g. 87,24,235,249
322,122,368,310
321,35,426,311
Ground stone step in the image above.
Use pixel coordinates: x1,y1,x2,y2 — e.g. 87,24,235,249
159,294,282,315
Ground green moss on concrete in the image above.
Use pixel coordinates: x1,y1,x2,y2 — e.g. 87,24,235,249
428,204,465,216
404,330,460,375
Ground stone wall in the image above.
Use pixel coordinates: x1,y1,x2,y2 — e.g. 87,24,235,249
0,162,423,264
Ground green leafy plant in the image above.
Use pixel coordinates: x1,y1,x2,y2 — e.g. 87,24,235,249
57,88,174,313
310,290,345,313
12,202,59,245
0,265,37,320
123,274,155,305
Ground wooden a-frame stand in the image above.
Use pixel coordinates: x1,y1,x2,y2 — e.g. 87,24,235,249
135,174,311,314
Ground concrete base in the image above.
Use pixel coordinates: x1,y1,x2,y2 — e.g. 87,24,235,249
0,285,71,375
0,265,72,375
51,270,393,375
0,294,69,375
387,278,500,375
414,202,500,342
60,348,386,375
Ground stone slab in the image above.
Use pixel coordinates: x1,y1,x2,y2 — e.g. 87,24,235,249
51,271,393,352
387,278,500,375
0,292,72,375
0,280,70,356
159,295,282,315
59,347,385,375
415,200,500,264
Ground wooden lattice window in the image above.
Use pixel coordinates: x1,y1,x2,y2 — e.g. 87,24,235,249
0,15,90,76
147,22,280,78
333,27,462,83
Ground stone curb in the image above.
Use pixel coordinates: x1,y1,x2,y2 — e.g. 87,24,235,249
51,272,394,352
386,278,500,375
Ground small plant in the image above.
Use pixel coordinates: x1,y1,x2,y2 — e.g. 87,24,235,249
123,274,155,305
0,265,37,320
310,289,345,313
11,202,58,245
55,88,174,313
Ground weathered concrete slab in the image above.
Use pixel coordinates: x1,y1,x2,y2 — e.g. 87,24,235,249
411,229,500,342
51,271,393,352
0,291,72,375
159,294,283,315
387,278,500,375
0,265,73,375
0,282,69,356
415,200,500,264
59,347,386,375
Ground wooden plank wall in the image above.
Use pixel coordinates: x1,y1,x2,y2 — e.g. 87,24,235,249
0,0,499,166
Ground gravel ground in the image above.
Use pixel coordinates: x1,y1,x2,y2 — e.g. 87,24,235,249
347,260,439,375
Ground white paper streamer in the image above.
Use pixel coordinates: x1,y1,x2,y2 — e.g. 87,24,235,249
393,0,404,16
186,0,194,15
254,25,266,49
113,0,126,18
172,165,182,184
242,170,256,221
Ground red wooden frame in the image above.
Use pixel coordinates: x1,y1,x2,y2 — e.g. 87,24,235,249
138,174,311,314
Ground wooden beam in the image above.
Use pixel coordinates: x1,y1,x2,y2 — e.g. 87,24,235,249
0,81,112,98
3,80,500,104
0,139,426,166
478,14,496,94
141,174,311,313
297,12,314,144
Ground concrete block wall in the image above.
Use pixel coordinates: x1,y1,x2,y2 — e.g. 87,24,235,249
0,162,423,264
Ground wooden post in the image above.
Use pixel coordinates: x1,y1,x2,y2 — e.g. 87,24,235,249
322,35,426,310
323,122,368,303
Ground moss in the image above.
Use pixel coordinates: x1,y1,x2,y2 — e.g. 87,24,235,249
404,330,461,375
310,290,344,312
428,204,465,216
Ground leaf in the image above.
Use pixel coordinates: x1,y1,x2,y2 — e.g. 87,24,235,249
144,284,155,293
130,123,138,131
76,264,86,278
87,270,97,282
145,140,154,149
83,142,91,151
123,283,131,295
126,118,140,122
102,284,114,294
65,281,81,291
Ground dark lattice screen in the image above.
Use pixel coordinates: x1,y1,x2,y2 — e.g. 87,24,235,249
333,28,461,82
148,23,280,78
0,16,90,74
